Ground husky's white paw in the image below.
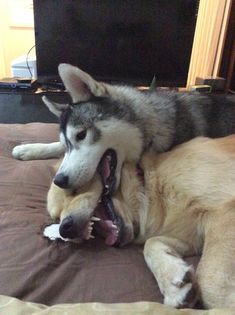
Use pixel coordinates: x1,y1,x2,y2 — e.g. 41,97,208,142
161,259,197,308
12,142,64,160
12,144,35,160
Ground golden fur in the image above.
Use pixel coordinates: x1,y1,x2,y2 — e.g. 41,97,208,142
47,135,235,309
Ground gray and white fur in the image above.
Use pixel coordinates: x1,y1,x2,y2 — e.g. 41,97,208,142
13,64,235,189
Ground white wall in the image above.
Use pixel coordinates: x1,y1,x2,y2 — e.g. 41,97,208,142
0,0,35,78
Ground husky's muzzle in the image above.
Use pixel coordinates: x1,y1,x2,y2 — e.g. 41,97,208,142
54,173,69,188
54,148,118,190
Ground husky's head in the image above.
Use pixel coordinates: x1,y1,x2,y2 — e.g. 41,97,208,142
43,64,143,190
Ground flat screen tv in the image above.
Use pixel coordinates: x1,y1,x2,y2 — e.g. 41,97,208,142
33,0,199,87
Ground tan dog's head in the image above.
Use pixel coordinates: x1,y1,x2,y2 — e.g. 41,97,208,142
58,161,143,247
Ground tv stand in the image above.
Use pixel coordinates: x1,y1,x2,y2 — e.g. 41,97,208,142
0,89,70,124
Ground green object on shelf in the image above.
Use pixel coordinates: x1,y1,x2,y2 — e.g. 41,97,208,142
149,75,157,91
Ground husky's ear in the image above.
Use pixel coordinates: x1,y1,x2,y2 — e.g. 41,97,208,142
42,96,68,117
58,63,107,103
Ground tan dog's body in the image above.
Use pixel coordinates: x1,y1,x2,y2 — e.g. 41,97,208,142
48,135,235,309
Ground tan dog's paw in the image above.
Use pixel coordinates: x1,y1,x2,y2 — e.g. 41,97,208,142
144,238,199,308
163,264,198,308
47,182,68,221
47,206,62,221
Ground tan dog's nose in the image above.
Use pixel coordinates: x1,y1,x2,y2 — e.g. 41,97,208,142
59,216,76,239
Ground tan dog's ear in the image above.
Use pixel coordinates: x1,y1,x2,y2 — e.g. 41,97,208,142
58,63,107,103
42,96,68,117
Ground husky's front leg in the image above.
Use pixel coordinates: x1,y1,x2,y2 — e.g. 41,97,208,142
144,236,198,308
12,142,64,160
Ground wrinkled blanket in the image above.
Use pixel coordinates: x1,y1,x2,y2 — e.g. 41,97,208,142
0,123,232,314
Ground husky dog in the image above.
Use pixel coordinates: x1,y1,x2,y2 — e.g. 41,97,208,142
13,64,235,191
47,135,235,309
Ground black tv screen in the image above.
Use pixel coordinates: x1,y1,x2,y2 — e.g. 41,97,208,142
33,0,198,87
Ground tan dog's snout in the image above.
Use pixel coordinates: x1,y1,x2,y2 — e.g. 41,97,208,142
59,215,90,239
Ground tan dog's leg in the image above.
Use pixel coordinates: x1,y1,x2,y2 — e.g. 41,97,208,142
47,175,103,221
47,175,103,239
47,182,69,220
144,236,198,308
60,176,103,221
197,201,235,309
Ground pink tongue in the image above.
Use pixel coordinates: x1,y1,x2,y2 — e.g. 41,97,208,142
105,233,118,246
95,220,118,246
103,156,111,180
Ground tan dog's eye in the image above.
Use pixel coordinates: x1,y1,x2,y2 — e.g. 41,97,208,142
76,130,87,141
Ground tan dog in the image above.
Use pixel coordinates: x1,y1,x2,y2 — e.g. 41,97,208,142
47,135,235,309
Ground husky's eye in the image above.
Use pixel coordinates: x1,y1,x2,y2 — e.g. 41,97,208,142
76,130,87,141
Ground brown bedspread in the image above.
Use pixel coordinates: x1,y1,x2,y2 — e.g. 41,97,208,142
0,123,199,306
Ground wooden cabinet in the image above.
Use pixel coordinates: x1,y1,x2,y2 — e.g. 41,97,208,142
219,0,235,92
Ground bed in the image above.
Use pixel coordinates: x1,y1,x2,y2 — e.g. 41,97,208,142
0,122,232,314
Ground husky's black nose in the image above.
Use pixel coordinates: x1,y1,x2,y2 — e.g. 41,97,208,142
54,173,69,188
59,216,77,238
